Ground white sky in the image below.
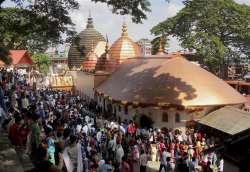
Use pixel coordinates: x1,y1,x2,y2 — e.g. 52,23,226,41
2,0,250,52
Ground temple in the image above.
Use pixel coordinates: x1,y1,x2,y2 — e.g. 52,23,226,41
68,13,106,69
69,16,245,129
108,21,141,63
71,19,140,99
95,49,245,129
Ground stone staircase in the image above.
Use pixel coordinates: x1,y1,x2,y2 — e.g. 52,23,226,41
0,131,34,172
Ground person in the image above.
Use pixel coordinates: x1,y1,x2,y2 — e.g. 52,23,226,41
119,156,130,172
115,143,124,165
36,146,62,172
158,146,167,172
98,159,113,172
140,150,148,172
8,115,22,146
46,127,56,165
218,155,224,172
203,161,213,172
63,135,83,172
30,114,41,156
188,157,196,172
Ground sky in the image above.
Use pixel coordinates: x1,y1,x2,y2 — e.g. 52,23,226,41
2,0,250,52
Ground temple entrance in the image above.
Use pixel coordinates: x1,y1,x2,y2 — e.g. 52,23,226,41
140,115,153,129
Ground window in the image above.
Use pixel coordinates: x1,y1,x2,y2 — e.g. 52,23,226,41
175,113,180,123
162,112,168,122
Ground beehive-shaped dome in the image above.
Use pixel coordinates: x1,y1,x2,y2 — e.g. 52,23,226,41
109,22,141,64
68,15,105,69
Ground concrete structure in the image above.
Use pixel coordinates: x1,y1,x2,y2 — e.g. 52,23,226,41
95,52,245,129
68,14,106,69
137,38,152,57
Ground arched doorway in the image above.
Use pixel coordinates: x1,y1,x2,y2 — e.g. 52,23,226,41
140,115,153,129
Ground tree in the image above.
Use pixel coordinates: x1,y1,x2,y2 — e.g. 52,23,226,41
151,0,250,78
32,53,50,74
0,0,163,64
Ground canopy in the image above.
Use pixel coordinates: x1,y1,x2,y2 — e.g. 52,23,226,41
197,106,250,135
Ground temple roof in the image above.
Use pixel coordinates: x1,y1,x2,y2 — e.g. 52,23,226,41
0,50,33,65
68,15,105,69
96,53,245,107
108,22,141,63
95,39,119,73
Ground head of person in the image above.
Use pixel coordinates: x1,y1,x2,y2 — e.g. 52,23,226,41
69,135,77,145
14,115,22,124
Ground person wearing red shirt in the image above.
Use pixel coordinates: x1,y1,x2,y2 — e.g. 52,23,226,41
9,115,22,146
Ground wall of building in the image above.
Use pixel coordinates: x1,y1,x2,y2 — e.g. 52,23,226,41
97,96,213,130
69,71,110,99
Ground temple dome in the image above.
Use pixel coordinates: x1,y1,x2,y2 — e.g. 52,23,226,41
109,22,141,64
95,40,119,73
68,15,105,69
96,53,245,107
81,43,98,71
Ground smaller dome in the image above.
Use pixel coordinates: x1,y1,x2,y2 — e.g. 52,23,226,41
109,22,141,63
81,42,98,71
95,41,119,72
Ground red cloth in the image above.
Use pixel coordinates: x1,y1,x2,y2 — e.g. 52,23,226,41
128,124,136,135
9,123,21,146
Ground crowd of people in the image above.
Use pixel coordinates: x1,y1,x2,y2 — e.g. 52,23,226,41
0,68,224,172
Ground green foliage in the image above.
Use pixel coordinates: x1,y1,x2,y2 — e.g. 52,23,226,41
151,0,250,78
31,53,50,74
0,0,171,64
0,47,11,64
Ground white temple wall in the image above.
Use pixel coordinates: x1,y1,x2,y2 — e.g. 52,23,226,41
96,98,209,129
69,71,110,100
69,71,95,99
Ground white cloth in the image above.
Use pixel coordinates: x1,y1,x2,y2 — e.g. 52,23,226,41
219,159,224,172
63,143,83,172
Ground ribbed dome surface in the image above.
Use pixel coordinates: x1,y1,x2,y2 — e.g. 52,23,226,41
81,50,98,71
68,17,105,69
109,23,141,64
96,54,245,107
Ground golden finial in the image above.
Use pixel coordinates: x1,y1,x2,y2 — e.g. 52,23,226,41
156,36,165,55
159,37,164,53
121,18,128,37
89,9,91,18
175,51,182,58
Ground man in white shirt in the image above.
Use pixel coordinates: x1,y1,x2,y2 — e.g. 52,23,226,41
159,146,168,172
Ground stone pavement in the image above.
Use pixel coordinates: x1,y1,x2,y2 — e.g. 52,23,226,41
0,131,24,172
147,161,160,172
0,130,34,172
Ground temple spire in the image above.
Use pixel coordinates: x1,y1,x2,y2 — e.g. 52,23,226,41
121,18,128,37
86,10,94,29
156,36,166,55
89,9,91,18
